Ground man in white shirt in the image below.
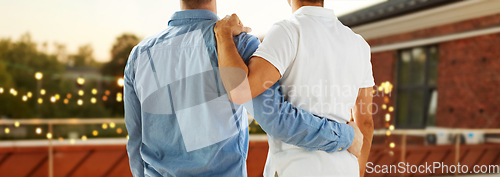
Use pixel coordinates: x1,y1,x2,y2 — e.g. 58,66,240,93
214,0,374,176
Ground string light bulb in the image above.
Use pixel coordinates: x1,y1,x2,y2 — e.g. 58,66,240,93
116,92,122,102
35,72,43,80
390,142,396,148
14,121,20,127
91,97,96,104
389,125,395,131
50,96,56,103
40,89,46,95
46,133,52,139
27,92,32,98
77,99,83,106
76,77,85,85
36,127,42,134
92,88,97,95
117,78,124,87
22,95,28,102
385,113,391,122
0,87,4,94
38,98,43,104
78,90,84,96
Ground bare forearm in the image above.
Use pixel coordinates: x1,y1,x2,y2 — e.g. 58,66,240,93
215,32,253,103
357,120,373,177
216,33,249,74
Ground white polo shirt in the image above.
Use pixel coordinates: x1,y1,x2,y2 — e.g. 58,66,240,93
253,6,374,177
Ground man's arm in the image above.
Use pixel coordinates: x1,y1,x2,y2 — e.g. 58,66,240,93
352,87,374,176
215,14,280,105
217,15,363,155
124,47,144,177
249,82,357,153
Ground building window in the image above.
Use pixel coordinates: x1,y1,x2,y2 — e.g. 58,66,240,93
396,46,438,129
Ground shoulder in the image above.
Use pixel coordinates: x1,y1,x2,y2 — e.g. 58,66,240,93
272,20,299,39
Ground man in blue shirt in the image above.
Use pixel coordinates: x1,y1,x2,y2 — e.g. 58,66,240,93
123,0,362,176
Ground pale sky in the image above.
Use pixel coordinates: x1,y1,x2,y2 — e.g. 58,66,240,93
0,0,385,62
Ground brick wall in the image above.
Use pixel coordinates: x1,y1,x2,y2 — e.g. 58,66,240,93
368,13,500,129
437,32,500,128
370,51,397,129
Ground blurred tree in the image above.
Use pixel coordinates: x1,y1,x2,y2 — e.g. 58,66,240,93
101,34,140,77
69,44,100,67
100,34,140,117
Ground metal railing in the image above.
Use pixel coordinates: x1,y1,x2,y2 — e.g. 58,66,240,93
1,118,499,177
373,128,500,176
0,118,125,177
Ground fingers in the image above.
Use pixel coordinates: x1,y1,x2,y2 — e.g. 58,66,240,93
241,26,252,34
217,13,252,36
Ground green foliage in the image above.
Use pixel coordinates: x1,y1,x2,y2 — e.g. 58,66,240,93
101,34,140,77
0,32,141,119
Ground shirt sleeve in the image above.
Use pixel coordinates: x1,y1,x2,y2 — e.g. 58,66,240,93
247,82,355,153
252,21,297,76
237,30,354,152
123,46,145,177
360,44,375,88
234,33,261,63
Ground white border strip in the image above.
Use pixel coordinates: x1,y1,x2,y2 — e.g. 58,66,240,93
371,26,500,53
0,138,127,147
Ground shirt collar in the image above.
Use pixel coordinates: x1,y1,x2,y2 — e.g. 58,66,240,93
168,9,219,26
293,6,337,19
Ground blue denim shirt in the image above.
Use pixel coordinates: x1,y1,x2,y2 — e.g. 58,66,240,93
124,9,354,177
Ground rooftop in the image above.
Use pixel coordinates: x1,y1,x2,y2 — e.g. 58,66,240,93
339,0,462,27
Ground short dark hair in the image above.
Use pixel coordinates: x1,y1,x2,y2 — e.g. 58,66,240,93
300,0,324,4
182,0,212,8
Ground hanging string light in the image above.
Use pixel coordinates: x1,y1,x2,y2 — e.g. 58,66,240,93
116,92,123,102
76,77,85,85
35,72,43,80
117,78,124,87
